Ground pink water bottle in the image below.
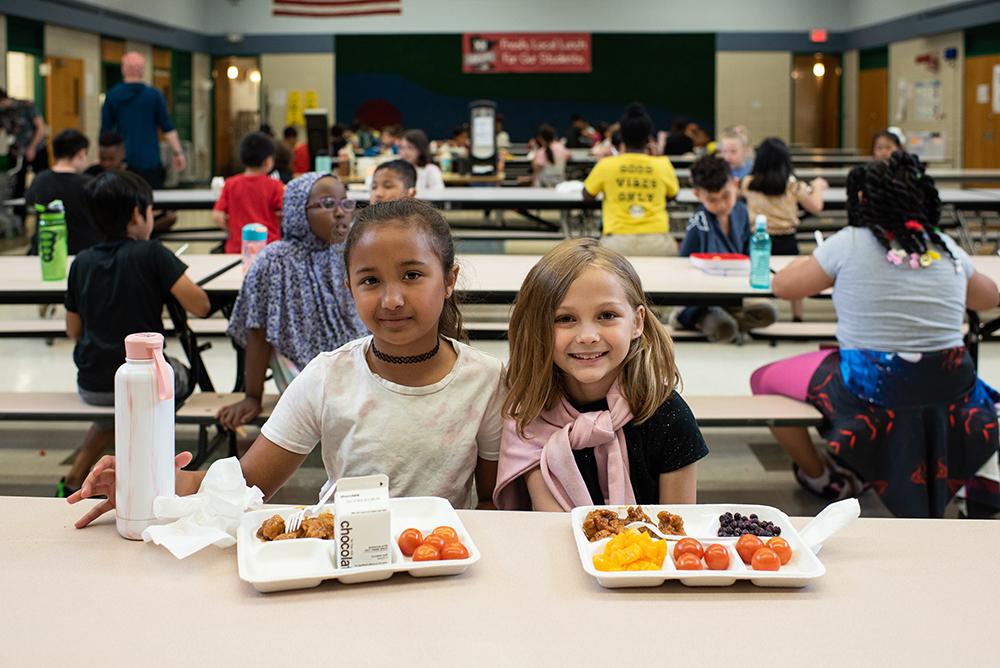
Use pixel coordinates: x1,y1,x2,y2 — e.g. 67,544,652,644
242,223,268,273
115,333,175,540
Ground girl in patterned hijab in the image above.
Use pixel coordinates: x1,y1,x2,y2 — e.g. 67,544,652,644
219,172,367,430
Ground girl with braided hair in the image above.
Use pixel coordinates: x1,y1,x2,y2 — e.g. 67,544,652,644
749,152,1000,517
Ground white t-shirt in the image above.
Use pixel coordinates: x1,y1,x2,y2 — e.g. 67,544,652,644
417,164,445,191
813,227,974,351
261,336,505,508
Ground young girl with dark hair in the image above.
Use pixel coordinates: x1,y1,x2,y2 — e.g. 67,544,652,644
399,128,445,191
70,199,503,527
584,103,681,257
750,153,1000,518
531,123,570,187
741,137,828,320
871,130,903,161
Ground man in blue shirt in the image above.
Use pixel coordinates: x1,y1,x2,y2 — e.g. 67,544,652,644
100,52,186,188
672,155,777,342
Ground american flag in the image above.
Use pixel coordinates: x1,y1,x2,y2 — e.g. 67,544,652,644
272,0,401,19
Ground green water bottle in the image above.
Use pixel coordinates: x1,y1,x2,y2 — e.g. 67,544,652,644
37,199,68,281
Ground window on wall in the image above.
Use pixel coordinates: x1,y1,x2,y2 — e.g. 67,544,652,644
6,16,45,114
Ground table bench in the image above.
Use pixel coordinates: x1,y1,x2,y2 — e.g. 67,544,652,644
0,318,231,338
0,391,820,468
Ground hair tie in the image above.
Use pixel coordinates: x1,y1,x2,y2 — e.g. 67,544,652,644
904,220,923,232
886,249,903,266
909,253,920,269
884,231,894,241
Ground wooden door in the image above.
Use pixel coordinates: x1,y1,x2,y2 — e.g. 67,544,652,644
964,54,1000,169
44,56,84,153
857,67,888,152
792,54,841,148
213,58,234,175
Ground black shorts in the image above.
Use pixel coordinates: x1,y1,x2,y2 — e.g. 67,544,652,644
770,233,799,256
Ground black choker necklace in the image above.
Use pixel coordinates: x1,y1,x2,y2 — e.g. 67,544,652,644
370,338,441,365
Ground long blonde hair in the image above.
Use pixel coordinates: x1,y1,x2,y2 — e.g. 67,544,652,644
503,239,680,435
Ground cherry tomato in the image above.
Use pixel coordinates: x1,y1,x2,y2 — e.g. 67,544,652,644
432,526,461,543
703,544,731,571
421,534,447,551
674,552,703,570
751,547,781,571
766,537,792,565
440,542,470,560
412,544,440,561
672,538,705,561
397,528,423,557
736,534,764,564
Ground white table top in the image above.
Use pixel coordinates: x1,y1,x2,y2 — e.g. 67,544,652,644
67,186,1000,211
203,252,1000,306
673,168,1000,185
0,254,239,303
1,497,997,665
204,254,800,302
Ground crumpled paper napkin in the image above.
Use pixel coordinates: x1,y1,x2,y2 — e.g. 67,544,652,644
141,457,264,559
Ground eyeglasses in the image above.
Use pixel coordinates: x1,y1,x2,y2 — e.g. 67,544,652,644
306,197,356,212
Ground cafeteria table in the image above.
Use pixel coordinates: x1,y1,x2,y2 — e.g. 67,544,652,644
0,254,240,391
202,254,796,308
2,496,997,665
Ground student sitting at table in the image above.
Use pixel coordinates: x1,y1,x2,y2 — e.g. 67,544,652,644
364,125,401,157
216,172,367,432
750,154,1000,518
25,129,101,255
530,124,570,187
370,159,417,204
397,129,444,191
84,131,177,233
871,129,903,161
212,132,285,254
71,200,503,524
58,170,210,497
718,125,754,179
741,137,828,322
494,238,708,510
584,103,680,257
670,155,777,342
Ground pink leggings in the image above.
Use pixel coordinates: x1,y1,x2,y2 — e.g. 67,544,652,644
750,349,836,402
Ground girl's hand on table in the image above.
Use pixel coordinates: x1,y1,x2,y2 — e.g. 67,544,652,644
67,452,194,529
217,397,262,431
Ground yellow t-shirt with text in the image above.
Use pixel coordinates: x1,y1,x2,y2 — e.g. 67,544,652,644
583,153,679,236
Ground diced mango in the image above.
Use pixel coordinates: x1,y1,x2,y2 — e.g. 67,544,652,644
592,529,667,571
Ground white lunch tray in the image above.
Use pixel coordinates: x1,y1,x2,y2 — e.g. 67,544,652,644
237,496,480,593
571,503,826,589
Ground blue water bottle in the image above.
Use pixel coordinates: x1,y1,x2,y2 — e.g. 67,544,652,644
749,214,771,290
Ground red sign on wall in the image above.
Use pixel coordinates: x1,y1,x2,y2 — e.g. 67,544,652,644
462,33,592,73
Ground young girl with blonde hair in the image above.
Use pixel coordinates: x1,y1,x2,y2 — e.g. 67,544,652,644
494,239,708,511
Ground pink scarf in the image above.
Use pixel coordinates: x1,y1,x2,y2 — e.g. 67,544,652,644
493,382,636,511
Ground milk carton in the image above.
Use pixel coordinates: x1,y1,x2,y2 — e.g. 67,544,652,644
334,474,391,569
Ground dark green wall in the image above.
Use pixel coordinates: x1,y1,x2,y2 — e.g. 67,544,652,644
336,33,715,140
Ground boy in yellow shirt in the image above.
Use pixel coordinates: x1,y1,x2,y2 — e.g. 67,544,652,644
583,103,680,256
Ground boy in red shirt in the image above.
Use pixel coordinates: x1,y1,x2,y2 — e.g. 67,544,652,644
212,132,284,253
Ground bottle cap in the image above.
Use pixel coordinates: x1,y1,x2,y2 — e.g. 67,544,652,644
242,223,268,242
124,333,172,400
755,214,767,230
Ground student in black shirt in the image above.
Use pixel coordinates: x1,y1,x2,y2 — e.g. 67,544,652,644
84,131,177,233
83,131,126,177
25,129,101,254
59,171,210,496
664,119,694,156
